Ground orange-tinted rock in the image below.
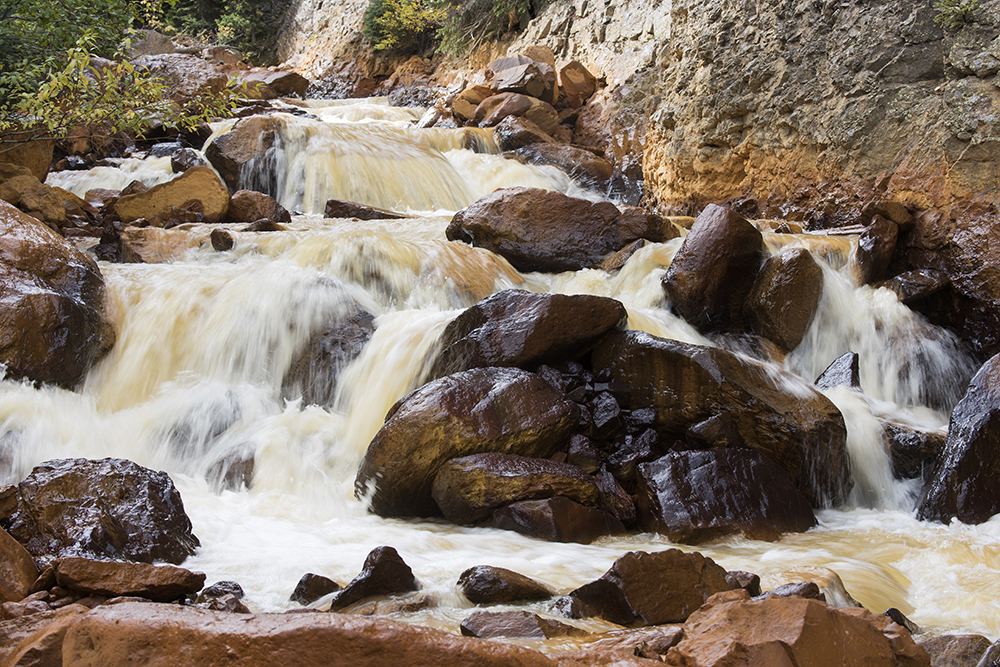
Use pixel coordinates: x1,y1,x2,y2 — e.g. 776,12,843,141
569,549,734,626
460,610,587,639
458,565,552,605
592,330,850,506
0,201,115,388
431,289,626,378
636,448,816,543
53,557,205,602
747,246,824,350
227,190,290,224
663,204,766,334
355,367,578,517
1,604,88,667
1,174,66,225
509,144,614,190
487,496,625,544
0,137,55,182
494,116,555,151
856,215,899,284
114,166,229,226
204,115,284,191
328,546,419,612
452,85,495,122
477,93,560,136
584,626,684,660
558,62,597,108
0,526,37,603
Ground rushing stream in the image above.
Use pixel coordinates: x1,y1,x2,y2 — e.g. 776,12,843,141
8,98,998,643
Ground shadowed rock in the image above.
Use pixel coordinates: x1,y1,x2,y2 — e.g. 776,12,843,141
328,547,419,612
290,573,341,606
53,557,205,602
488,497,625,544
457,565,552,605
747,246,824,350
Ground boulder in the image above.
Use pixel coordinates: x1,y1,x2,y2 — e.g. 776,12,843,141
0,201,115,388
0,526,37,603
856,215,899,285
133,53,228,106
746,246,824,351
815,352,862,391
0,136,55,182
477,93,560,136
558,62,597,108
487,496,625,544
460,610,587,639
509,144,615,190
568,549,734,626
494,117,555,152
290,573,342,606
457,565,552,605
226,190,291,224
666,595,929,667
917,354,1000,524
1,174,67,225
238,70,309,98
431,453,601,525
917,634,991,667
875,269,950,304
491,63,548,99
584,626,684,660
635,448,817,543
0,458,199,564
452,85,494,123
446,187,667,273
323,199,407,220
355,367,578,518
114,166,230,226
170,148,208,173
204,115,284,191
1,604,89,667
53,557,205,602
327,547,419,612
592,330,851,506
881,419,945,480
431,289,626,378
662,204,766,334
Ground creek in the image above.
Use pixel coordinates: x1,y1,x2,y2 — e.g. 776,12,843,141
9,98,998,644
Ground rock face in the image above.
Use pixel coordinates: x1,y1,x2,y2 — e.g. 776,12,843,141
593,330,851,506
917,354,1000,524
431,289,626,378
114,166,230,225
0,201,115,388
1,458,199,564
458,565,552,605
569,549,734,626
53,557,205,602
355,367,578,517
635,448,817,543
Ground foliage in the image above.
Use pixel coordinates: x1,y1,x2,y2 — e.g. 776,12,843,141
933,0,979,30
362,0,447,53
436,0,532,54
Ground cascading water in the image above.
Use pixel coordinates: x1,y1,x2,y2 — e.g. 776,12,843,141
16,97,1000,641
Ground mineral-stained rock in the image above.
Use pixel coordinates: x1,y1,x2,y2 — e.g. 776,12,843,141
592,329,850,506
662,204,766,334
327,546,419,612
446,187,667,273
665,595,930,667
114,166,230,226
1,458,199,564
460,610,587,639
746,246,824,350
487,496,625,544
856,215,899,285
430,289,626,378
431,453,601,525
53,557,205,602
917,354,1000,524
815,352,862,391
291,573,342,606
226,189,291,224
204,115,284,191
568,549,735,626
917,634,991,667
355,367,578,518
0,526,37,603
458,565,552,605
635,448,817,543
0,201,115,388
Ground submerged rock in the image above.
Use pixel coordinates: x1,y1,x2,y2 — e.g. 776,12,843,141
1,458,199,564
323,199,407,220
457,565,552,605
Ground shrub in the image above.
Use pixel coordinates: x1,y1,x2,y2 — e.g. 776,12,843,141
933,0,979,30
437,0,532,54
362,0,446,53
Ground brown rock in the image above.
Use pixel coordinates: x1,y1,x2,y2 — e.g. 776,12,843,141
431,289,626,378
290,574,342,606
204,115,284,191
1,458,199,564
446,187,666,273
663,204,766,334
510,144,614,190
569,549,734,626
918,353,1000,524
457,565,552,605
875,269,950,304
0,201,115,388
881,419,946,480
488,496,625,544
666,596,930,667
1,174,66,225
431,453,601,525
327,547,419,612
747,246,824,350
917,634,991,667
239,70,309,98
134,53,228,105
0,526,37,604
53,557,205,602
461,610,587,639
600,240,646,272
494,117,555,151
1,604,88,667
355,367,578,518
323,199,407,220
636,448,817,543
170,147,208,173
210,228,235,252
477,93,560,136
593,329,851,506
685,413,745,449
559,62,597,108
115,167,229,226
227,190,290,224
815,352,862,390
856,215,899,284
0,136,55,182
491,63,548,99
452,85,495,122
584,626,684,660
863,200,914,228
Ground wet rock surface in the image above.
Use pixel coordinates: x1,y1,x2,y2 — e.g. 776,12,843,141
460,610,587,639
327,546,419,612
53,557,205,602
0,526,37,604
324,198,407,220
457,565,552,605
508,144,614,190
815,352,863,390
1,458,199,564
226,189,291,224
113,166,230,226
917,634,991,667
290,573,341,606
487,496,625,544
204,115,284,191
746,246,824,350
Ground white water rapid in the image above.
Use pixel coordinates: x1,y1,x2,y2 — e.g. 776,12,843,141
24,98,1000,644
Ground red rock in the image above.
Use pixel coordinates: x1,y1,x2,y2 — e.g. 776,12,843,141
494,116,555,151
460,610,587,639
53,557,204,602
1,604,88,666
559,62,597,108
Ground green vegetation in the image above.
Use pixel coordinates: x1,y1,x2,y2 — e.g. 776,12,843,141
362,0,447,53
158,0,287,65
436,0,532,54
933,0,979,30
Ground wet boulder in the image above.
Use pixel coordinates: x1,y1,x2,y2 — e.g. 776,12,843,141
881,419,945,480
815,352,862,390
1,526,37,603
431,289,626,378
431,453,601,525
327,546,419,612
355,367,578,517
446,187,667,273
324,199,407,220
113,166,230,226
635,448,817,544
917,634,991,667
460,610,586,639
494,117,555,152
917,354,1000,524
746,246,824,351
875,269,950,304
457,565,552,605
663,204,766,334
133,53,228,106
568,549,734,626
476,93,559,136
592,330,851,506
290,573,341,606
204,115,284,191
0,458,199,564
509,144,614,191
170,147,208,173
0,201,115,388
53,557,205,603
226,190,290,224
0,172,67,226
855,215,899,285
487,496,625,544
